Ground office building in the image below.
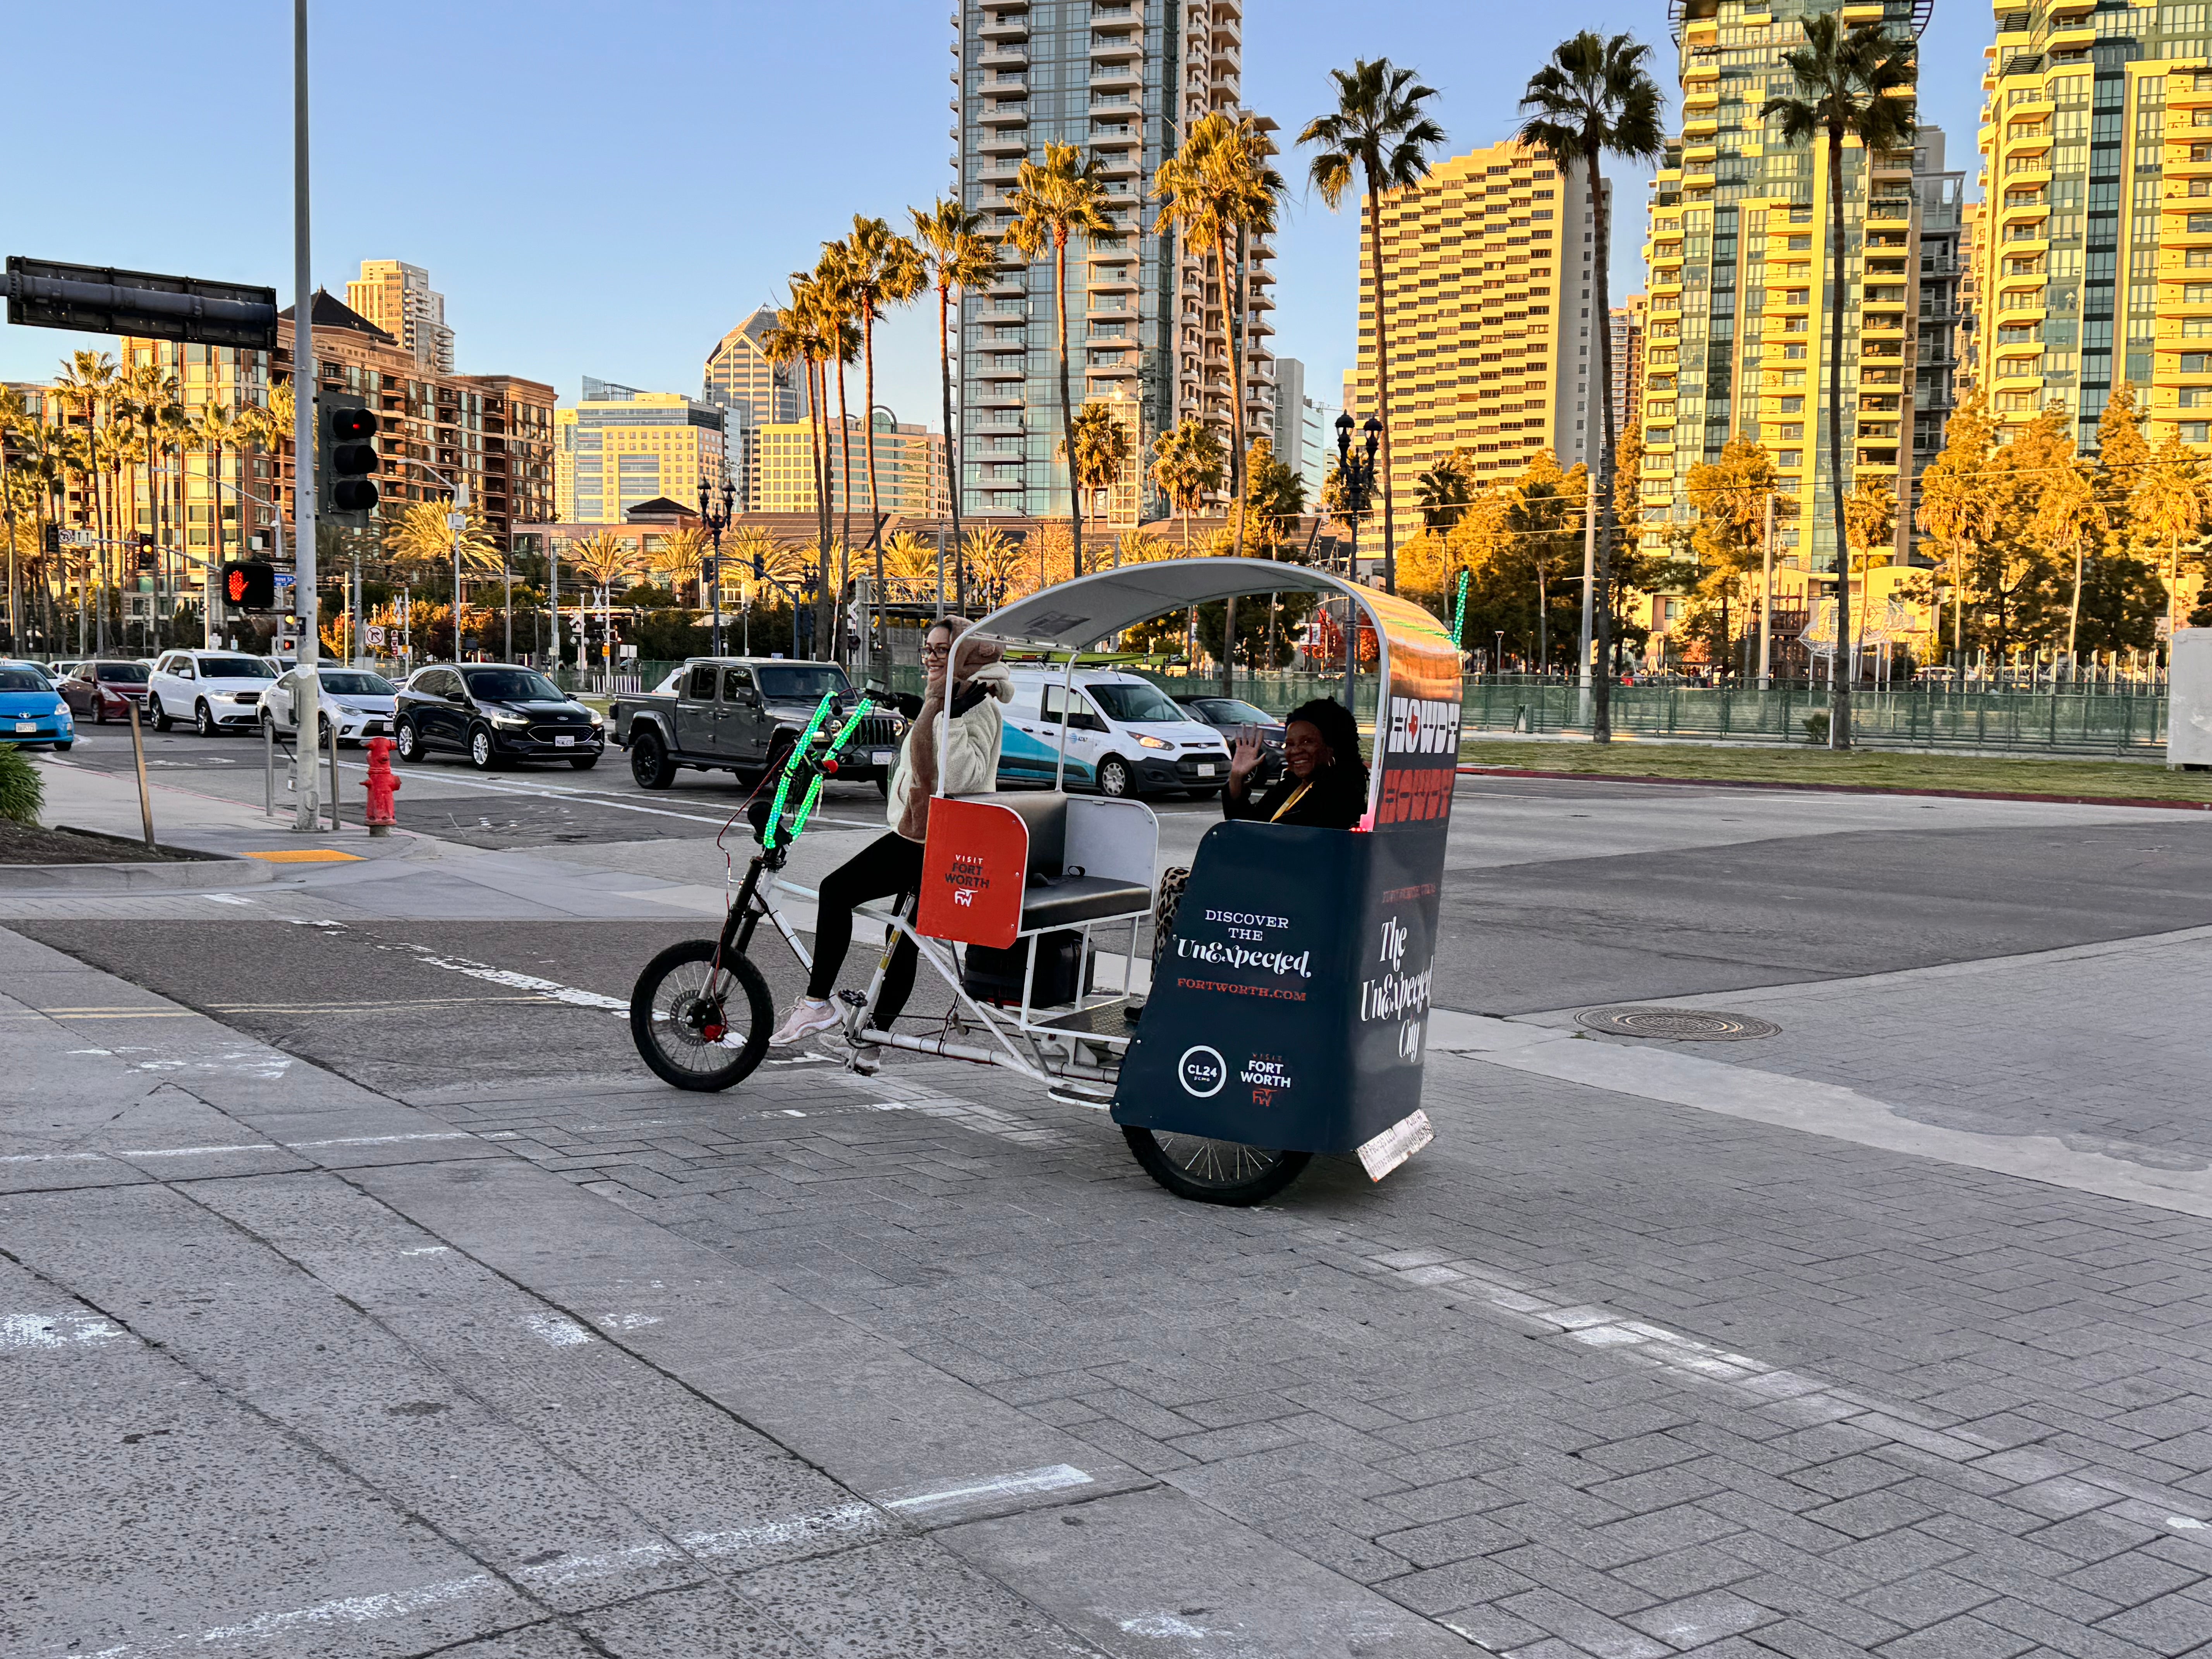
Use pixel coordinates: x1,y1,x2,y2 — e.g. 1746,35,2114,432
704,304,812,510
1976,5,2212,452
345,260,456,376
1639,0,1930,580
754,411,950,520
950,0,1275,520
1611,295,1648,450
555,380,727,527
1271,356,1328,493
1345,136,1602,523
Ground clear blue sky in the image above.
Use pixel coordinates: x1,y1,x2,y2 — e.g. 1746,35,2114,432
2,1,1987,424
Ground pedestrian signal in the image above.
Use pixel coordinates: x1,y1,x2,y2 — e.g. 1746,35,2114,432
221,560,276,611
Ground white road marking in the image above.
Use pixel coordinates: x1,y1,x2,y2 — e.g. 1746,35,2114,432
0,1131,478,1167
596,1313,662,1332
394,946,629,1013
1,1312,122,1350
520,1312,595,1346
877,1462,1092,1513
201,894,256,906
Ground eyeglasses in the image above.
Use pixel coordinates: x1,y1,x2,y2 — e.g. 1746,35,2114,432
922,644,952,659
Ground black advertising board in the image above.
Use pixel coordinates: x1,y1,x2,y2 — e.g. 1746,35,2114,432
1115,586,1463,1170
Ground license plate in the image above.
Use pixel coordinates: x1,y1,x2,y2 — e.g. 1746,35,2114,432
14,722,34,733
554,734,577,747
872,749,894,766
1195,763,1215,777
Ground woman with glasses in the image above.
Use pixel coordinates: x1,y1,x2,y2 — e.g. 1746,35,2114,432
769,618,1013,1052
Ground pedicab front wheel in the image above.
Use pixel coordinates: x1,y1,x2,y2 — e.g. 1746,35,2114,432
1121,1127,1311,1206
630,939,774,1091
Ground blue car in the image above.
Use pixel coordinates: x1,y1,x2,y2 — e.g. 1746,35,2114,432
0,661,75,750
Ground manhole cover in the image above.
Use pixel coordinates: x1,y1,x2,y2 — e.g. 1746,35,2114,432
1574,1006,1781,1041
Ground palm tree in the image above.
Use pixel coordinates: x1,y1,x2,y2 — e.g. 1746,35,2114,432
764,294,835,656
1417,454,1475,531
2133,434,2212,650
568,531,637,679
2028,461,2102,665
1301,61,1448,597
1149,416,1224,553
812,244,864,603
911,197,998,613
56,352,120,647
841,218,925,565
1154,112,1285,563
1519,30,1665,740
195,398,241,578
1005,141,1115,582
1762,12,1917,748
1065,404,1129,567
647,522,712,605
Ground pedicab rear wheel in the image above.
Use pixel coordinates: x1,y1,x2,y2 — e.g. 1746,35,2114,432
1121,1127,1310,1206
630,939,773,1091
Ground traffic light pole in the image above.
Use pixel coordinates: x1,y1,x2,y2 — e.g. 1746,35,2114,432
290,0,321,834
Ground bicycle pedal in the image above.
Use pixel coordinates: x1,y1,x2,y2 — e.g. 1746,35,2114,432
836,990,868,1008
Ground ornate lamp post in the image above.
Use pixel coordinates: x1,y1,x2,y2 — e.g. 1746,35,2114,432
697,471,735,656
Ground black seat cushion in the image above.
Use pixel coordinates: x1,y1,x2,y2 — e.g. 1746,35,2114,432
1019,874,1152,929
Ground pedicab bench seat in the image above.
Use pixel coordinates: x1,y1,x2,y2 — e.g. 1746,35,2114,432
919,791,1156,949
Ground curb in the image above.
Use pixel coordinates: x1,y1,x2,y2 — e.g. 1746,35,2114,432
0,826,281,892
1456,764,2212,812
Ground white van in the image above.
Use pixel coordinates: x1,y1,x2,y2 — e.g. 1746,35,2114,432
1000,668,1233,799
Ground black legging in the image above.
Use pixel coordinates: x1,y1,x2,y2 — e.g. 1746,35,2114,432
807,832,926,1023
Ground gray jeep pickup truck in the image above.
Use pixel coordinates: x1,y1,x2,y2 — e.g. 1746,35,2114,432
611,657,907,792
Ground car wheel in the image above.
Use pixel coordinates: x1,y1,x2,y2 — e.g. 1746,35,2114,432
149,694,172,733
630,728,675,790
467,725,498,770
94,700,108,725
52,740,73,754
194,700,218,738
1096,756,1132,798
394,719,424,763
567,753,598,770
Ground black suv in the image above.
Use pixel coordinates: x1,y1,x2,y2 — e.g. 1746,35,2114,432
393,664,604,771
1172,694,1286,787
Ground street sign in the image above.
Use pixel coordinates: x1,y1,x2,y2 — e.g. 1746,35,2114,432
365,625,386,647
6,256,278,351
60,529,98,548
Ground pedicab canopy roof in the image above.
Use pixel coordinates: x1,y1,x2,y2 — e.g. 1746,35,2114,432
955,558,1462,704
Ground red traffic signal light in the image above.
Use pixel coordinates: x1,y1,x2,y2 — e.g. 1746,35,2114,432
320,394,381,523
220,560,276,610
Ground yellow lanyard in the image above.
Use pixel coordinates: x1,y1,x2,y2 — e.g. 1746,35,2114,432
1269,781,1313,823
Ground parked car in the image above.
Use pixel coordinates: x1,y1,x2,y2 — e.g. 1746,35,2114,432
0,661,74,750
58,659,151,724
1001,668,1231,798
612,657,903,791
1171,694,1286,787
261,666,400,744
43,660,79,686
393,663,605,770
146,649,279,735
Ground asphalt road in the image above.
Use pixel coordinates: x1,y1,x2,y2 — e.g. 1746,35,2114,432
36,719,2212,1091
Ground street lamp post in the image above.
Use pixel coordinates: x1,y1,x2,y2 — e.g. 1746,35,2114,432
1332,411,1380,691
697,472,733,657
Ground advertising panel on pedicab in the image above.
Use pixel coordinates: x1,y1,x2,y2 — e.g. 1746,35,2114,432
916,797,1028,950
1113,586,1463,1177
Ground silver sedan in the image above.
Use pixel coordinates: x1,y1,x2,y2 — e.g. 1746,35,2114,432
261,666,401,744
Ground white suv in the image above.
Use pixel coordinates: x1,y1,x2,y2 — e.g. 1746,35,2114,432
147,649,280,737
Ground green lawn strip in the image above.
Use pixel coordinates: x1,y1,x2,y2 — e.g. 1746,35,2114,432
1458,738,2212,805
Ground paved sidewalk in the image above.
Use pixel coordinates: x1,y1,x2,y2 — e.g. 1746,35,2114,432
18,924,2212,1656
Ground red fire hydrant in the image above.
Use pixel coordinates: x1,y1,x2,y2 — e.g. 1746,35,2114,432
361,736,401,836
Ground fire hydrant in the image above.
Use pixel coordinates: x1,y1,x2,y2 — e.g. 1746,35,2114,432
361,736,401,836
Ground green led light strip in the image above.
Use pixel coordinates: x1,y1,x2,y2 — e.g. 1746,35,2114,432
764,695,877,852
1450,568,1470,649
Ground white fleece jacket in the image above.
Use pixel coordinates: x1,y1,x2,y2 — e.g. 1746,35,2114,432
888,660,1014,840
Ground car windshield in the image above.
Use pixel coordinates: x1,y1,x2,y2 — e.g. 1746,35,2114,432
0,669,50,692
1193,698,1271,725
1089,682,1187,725
97,663,151,684
319,672,396,696
462,668,562,702
199,656,275,680
755,666,850,701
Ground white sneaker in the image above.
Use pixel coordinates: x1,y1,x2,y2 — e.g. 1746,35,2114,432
769,996,841,1048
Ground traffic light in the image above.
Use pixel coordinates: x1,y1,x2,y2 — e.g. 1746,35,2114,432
221,560,276,612
42,523,58,557
136,532,155,572
319,392,380,527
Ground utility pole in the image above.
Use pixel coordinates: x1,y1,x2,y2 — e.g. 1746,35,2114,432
1758,490,1774,690
448,477,469,659
290,0,322,834
1577,466,1596,721
548,538,560,674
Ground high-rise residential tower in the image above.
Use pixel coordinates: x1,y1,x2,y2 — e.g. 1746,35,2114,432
950,0,1276,521
1640,0,1930,582
1611,295,1649,453
1976,4,2212,454
345,260,455,375
1346,137,1602,522
704,303,812,510
1911,128,1965,512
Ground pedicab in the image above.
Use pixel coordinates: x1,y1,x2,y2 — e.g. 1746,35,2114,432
627,559,1464,1205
